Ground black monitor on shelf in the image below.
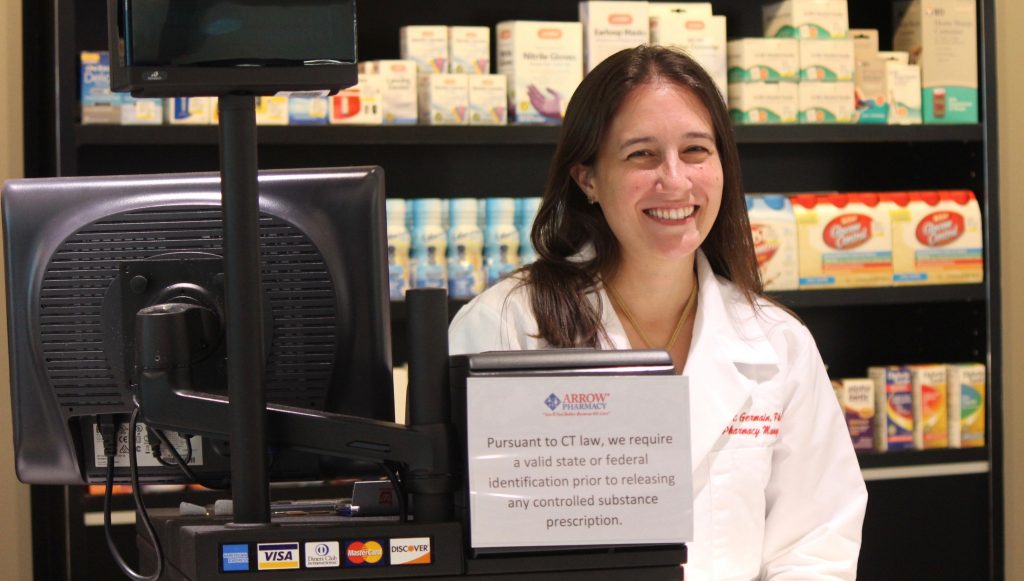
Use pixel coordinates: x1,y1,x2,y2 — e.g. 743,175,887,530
3,166,394,486
106,0,358,96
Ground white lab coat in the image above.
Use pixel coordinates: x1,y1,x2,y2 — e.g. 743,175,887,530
449,251,867,580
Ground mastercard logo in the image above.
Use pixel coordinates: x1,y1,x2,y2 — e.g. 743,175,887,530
346,541,384,565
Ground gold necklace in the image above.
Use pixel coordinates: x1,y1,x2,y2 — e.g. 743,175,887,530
605,278,699,350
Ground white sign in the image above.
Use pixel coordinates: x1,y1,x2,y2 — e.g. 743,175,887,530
466,375,692,549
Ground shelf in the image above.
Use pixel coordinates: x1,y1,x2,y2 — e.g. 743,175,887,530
74,123,984,147
390,283,986,322
768,283,986,309
857,448,989,481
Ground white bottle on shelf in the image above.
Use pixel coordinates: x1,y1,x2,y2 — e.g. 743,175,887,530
386,198,411,300
410,198,447,290
447,198,485,298
484,198,520,287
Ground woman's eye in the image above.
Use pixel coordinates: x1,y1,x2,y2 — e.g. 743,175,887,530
626,150,653,160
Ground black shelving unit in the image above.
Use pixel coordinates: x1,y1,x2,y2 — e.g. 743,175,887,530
21,0,1001,579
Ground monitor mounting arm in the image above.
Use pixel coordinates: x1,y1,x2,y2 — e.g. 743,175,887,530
133,289,456,523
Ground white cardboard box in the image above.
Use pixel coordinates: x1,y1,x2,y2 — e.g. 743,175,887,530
496,21,584,124
650,14,728,99
798,81,854,123
469,74,508,125
728,81,798,124
893,0,978,123
401,25,450,76
418,74,470,125
763,0,850,39
799,38,855,82
449,26,491,74
727,38,800,83
579,1,650,72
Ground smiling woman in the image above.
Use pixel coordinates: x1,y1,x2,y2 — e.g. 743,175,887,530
449,45,867,579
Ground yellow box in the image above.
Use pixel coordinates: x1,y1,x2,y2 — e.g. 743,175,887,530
947,363,985,448
887,191,983,285
910,364,948,449
792,193,893,288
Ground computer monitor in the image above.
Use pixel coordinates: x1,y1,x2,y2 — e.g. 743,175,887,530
3,166,394,486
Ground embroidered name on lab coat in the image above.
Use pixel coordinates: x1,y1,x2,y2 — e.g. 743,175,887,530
722,411,782,439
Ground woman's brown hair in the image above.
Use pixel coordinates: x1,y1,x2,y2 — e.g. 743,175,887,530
524,44,761,347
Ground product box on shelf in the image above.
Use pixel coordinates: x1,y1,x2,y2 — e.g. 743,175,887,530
469,74,508,125
831,378,875,451
728,81,798,124
449,26,491,74
401,25,449,76
792,193,893,288
887,191,983,285
120,96,163,125
798,81,854,123
947,363,986,448
727,38,800,83
745,194,799,291
850,28,880,61
763,0,850,39
418,74,470,126
869,365,915,452
330,74,383,125
80,50,119,124
254,96,289,126
893,0,978,123
362,60,419,125
287,96,330,125
798,38,855,81
910,364,949,449
650,14,728,99
165,97,212,125
496,20,584,124
854,51,921,124
579,1,650,73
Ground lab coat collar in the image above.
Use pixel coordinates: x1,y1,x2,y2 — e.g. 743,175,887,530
686,252,780,465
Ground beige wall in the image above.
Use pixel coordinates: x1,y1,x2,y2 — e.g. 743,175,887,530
0,0,32,579
0,2,1018,580
996,0,1024,578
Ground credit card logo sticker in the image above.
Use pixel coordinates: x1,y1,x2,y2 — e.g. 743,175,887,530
390,537,432,565
221,544,250,572
345,540,386,566
304,541,341,568
257,542,300,570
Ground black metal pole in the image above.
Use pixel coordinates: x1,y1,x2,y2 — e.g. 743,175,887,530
405,288,453,523
218,94,270,524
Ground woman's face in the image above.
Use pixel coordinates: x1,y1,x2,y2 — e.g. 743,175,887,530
572,79,724,268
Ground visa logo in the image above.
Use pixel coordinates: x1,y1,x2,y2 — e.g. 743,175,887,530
257,542,300,570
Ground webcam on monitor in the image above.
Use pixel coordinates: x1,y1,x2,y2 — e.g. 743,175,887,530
106,0,358,97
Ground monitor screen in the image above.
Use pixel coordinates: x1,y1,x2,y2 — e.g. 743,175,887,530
126,0,358,67
3,167,393,485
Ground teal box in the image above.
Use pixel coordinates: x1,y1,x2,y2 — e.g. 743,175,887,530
923,86,978,124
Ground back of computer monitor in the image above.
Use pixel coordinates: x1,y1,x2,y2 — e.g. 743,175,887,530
3,166,393,485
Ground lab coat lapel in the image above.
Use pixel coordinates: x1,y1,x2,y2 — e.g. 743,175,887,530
684,253,780,468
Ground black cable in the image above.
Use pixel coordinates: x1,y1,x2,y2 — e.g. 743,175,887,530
382,464,408,522
148,427,230,490
101,410,164,581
